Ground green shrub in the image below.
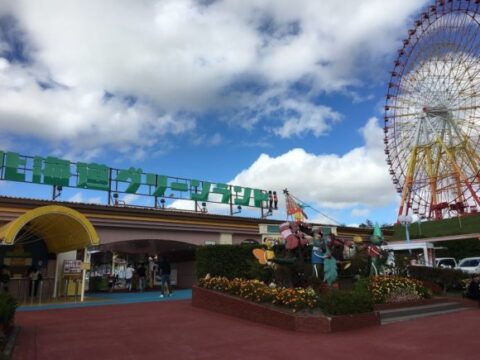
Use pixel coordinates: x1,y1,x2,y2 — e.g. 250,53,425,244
196,244,264,280
408,266,467,293
318,288,373,315
0,293,17,328
435,239,480,260
88,276,109,292
338,250,369,278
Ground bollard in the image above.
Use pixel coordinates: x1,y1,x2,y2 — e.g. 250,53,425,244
74,280,79,303
64,279,68,303
30,280,35,305
38,280,43,305
23,279,28,305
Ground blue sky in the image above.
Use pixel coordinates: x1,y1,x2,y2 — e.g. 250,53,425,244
0,0,431,226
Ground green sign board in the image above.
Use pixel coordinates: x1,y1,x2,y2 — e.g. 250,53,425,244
0,150,272,209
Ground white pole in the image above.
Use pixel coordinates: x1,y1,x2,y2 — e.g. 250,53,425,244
423,245,429,266
80,248,88,302
53,253,61,299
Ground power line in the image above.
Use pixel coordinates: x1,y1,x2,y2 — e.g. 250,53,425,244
288,193,341,225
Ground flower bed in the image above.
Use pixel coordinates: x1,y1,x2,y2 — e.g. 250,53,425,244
192,286,380,333
366,276,431,304
373,297,447,311
199,277,318,312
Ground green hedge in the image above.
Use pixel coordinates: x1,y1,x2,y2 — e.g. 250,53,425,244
408,266,467,292
88,277,109,292
318,288,373,315
196,244,264,280
392,214,480,240
434,239,480,260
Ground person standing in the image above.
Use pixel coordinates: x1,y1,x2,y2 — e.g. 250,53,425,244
148,257,157,289
0,265,11,293
27,267,42,297
466,274,480,300
158,256,172,298
137,263,146,292
125,264,134,291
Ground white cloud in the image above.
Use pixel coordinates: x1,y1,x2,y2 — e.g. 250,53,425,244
164,116,397,223
351,208,370,218
230,117,397,210
0,58,196,155
122,194,139,205
229,89,342,138
271,99,342,138
208,133,224,146
192,132,224,147
0,136,10,151
0,0,427,148
168,198,228,214
68,192,102,204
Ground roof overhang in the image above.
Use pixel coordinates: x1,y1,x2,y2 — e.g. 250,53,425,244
389,233,480,244
0,205,99,253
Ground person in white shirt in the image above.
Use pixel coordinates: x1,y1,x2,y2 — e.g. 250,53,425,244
125,264,134,291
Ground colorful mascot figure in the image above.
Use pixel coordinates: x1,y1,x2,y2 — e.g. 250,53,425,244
319,228,354,286
311,229,326,278
367,223,388,275
253,190,356,287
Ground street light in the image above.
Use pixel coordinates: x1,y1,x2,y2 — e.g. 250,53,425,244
398,214,413,243
52,185,63,200
232,205,242,215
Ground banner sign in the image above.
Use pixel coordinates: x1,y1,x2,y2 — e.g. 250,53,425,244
63,260,82,274
0,150,272,209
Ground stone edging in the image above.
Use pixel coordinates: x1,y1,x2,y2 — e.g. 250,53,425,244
2,326,20,360
373,297,448,311
192,286,380,333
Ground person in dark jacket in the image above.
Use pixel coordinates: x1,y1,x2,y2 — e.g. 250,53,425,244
157,256,172,298
137,263,147,292
466,275,480,300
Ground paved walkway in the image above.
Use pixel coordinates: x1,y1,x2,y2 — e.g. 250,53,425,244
11,298,480,360
17,290,192,311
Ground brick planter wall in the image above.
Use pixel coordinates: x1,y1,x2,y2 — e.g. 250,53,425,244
192,286,380,333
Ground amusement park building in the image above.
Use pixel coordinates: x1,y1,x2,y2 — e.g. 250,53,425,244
0,195,390,300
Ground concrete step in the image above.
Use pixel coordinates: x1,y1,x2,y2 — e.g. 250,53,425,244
379,302,469,324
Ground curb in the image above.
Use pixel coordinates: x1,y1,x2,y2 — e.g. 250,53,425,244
2,326,20,360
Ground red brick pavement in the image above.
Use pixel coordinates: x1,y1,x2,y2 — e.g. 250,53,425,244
12,300,480,360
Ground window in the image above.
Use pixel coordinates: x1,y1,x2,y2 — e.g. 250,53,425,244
438,259,456,268
459,259,480,267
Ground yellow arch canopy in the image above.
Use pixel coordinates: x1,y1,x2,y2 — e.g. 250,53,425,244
0,205,99,253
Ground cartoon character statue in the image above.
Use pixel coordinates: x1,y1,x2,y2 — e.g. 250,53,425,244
279,221,309,251
366,223,387,276
253,238,276,265
322,231,338,286
311,229,326,278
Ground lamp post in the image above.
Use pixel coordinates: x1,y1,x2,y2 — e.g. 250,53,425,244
231,205,242,215
398,214,413,243
52,185,63,200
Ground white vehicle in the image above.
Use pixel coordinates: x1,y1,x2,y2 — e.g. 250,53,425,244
434,257,457,269
456,257,480,275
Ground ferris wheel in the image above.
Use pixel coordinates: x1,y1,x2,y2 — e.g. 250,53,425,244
385,0,480,221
